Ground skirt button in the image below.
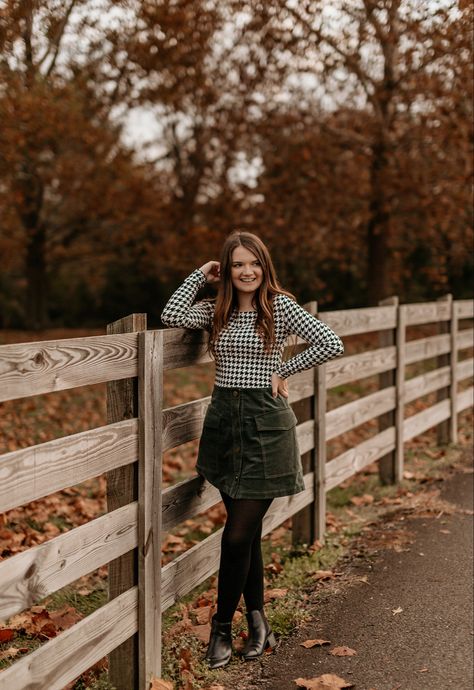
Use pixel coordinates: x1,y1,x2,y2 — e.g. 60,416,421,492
233,390,239,397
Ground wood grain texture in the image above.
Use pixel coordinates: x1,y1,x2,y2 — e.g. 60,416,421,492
138,330,163,687
455,299,474,318
0,587,137,690
436,295,452,444
106,313,145,690
325,427,396,491
403,399,451,441
0,333,138,402
458,386,474,412
319,305,397,335
404,333,451,365
378,296,399,485
405,366,451,403
457,327,474,351
326,387,396,441
457,358,474,381
403,300,451,326
0,419,137,513
327,345,396,389
0,503,137,621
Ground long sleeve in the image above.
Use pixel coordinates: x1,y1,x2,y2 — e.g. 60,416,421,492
160,268,214,330
275,295,344,379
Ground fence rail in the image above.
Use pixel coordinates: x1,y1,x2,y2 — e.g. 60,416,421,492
0,295,472,689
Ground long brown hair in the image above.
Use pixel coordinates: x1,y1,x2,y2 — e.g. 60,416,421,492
206,231,298,362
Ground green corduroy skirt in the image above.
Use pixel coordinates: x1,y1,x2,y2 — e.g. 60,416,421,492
196,385,305,499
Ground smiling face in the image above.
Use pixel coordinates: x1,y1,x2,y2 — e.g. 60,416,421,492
230,245,264,303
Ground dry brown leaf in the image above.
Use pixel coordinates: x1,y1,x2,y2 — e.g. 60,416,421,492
300,638,331,648
311,570,335,580
149,678,174,690
190,623,211,644
264,587,288,600
0,646,20,661
190,604,212,625
350,494,374,506
330,646,357,656
294,673,354,689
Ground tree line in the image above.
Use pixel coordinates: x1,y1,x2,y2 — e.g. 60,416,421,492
0,0,472,329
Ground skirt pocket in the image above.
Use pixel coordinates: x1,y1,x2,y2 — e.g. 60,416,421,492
255,406,299,478
196,405,223,476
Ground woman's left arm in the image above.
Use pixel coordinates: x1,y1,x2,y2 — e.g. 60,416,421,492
274,295,344,380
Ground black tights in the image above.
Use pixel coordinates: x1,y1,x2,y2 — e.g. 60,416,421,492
215,490,273,622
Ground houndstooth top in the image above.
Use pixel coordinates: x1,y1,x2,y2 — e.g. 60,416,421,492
160,269,344,388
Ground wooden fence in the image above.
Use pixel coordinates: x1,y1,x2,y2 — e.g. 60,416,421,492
0,294,472,689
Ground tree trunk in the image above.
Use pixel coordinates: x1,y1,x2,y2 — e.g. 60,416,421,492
367,137,391,306
26,224,47,330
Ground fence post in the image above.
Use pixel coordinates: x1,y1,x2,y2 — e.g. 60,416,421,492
292,300,320,546
138,330,163,688
437,294,453,445
378,296,398,484
313,357,327,543
107,313,147,690
450,301,459,443
395,305,406,483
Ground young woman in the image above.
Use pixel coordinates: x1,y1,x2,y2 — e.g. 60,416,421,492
160,231,344,669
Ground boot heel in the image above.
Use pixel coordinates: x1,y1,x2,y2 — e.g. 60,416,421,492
265,631,277,649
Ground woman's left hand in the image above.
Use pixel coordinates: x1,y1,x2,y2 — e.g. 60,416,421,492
271,372,288,398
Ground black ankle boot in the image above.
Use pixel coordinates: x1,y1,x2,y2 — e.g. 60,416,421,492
204,614,233,668
240,609,277,660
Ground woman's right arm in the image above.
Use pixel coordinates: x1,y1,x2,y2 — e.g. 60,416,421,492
160,268,214,330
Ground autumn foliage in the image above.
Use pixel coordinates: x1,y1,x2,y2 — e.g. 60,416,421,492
0,0,472,328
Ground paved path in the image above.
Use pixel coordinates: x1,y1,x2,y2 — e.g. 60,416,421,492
221,465,473,690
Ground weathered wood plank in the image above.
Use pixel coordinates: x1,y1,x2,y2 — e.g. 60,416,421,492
377,296,398,485
138,330,163,687
457,358,474,382
0,419,137,513
0,334,138,402
106,313,145,690
454,299,474,318
403,399,451,442
404,333,450,365
449,298,458,443
394,304,407,483
404,366,450,404
160,472,314,611
326,345,396,389
457,328,474,351
314,360,326,543
318,305,397,336
162,396,210,452
458,386,474,412
403,300,451,326
325,427,396,491
0,587,137,690
436,295,453,444
0,503,137,621
325,387,396,440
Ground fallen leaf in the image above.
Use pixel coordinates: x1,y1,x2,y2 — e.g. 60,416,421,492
0,646,20,661
311,570,335,581
150,677,174,689
0,629,14,642
330,646,357,656
392,607,403,615
350,494,374,506
300,639,331,648
294,673,354,688
264,587,288,600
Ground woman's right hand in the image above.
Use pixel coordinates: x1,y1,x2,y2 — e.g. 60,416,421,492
199,261,220,284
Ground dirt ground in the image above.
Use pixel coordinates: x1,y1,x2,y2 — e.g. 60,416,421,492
216,451,473,690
